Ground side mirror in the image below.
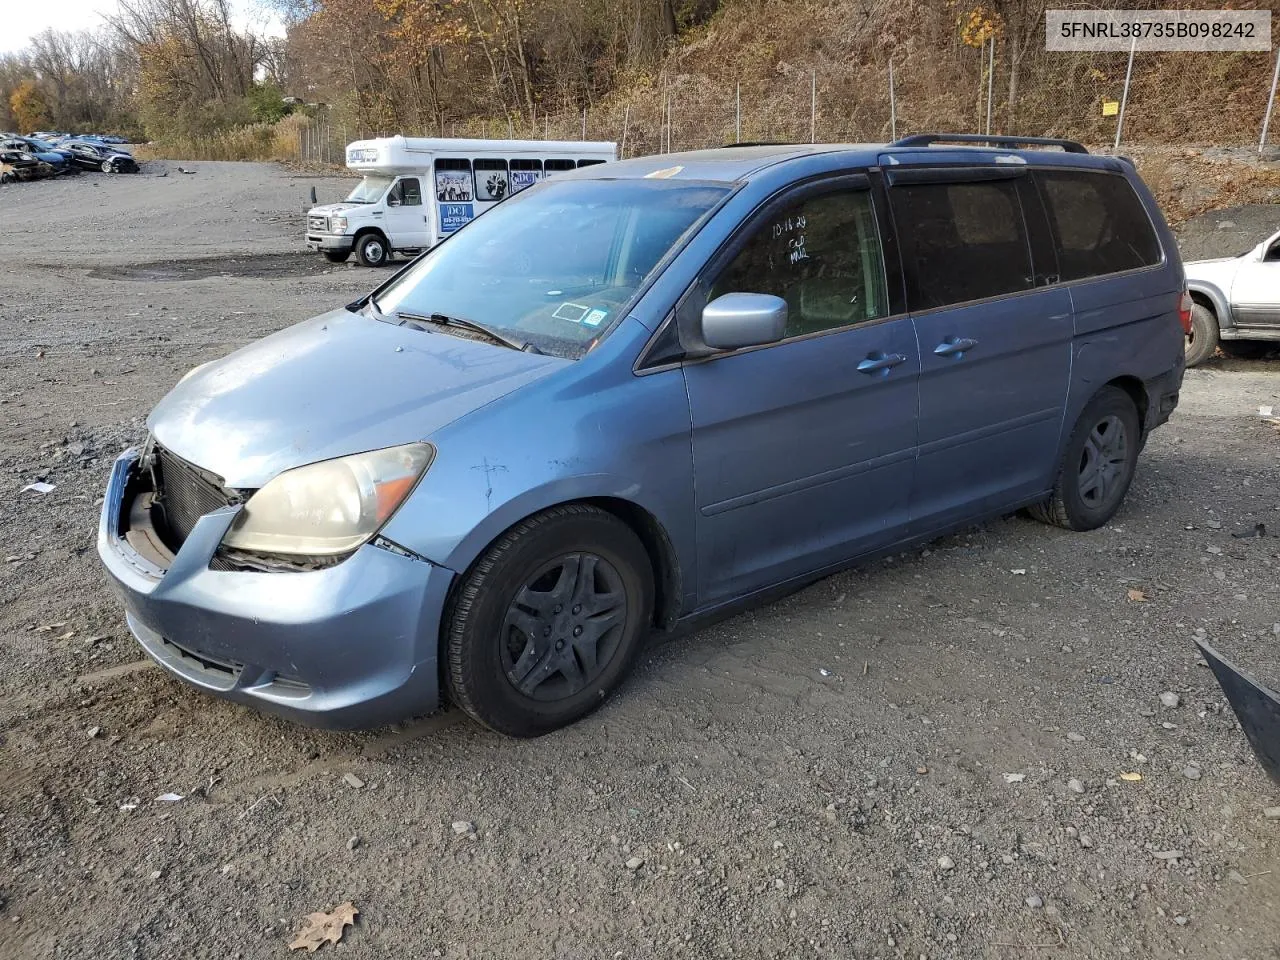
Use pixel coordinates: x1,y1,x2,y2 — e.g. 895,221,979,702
700,293,787,350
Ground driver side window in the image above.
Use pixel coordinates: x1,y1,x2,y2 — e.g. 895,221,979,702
390,178,422,206
1265,239,1280,263
709,189,888,339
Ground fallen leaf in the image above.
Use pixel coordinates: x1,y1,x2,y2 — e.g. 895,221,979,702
155,792,184,803
1119,771,1143,782
289,902,359,952
1126,589,1147,602
22,481,55,494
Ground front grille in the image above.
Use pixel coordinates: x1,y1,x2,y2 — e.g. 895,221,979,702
153,446,233,551
308,215,328,232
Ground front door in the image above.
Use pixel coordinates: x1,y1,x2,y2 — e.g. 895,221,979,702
683,182,919,605
887,170,1073,529
1233,234,1280,326
383,176,430,250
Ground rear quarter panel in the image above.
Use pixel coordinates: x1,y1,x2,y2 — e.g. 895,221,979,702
1064,170,1184,433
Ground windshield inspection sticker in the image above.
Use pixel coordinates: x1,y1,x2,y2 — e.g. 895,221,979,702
552,302,591,323
583,308,608,327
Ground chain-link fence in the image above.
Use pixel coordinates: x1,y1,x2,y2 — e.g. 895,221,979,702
285,46,1280,164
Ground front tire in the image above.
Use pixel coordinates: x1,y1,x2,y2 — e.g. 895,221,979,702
101,160,113,173
1029,386,1140,531
1184,303,1219,367
354,233,388,267
445,505,654,737
322,250,350,264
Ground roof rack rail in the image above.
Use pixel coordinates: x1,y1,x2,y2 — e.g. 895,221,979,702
722,141,795,148
890,133,1089,154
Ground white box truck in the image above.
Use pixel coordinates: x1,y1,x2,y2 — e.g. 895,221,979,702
305,135,617,267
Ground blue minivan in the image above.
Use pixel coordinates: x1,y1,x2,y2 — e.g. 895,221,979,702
98,134,1187,736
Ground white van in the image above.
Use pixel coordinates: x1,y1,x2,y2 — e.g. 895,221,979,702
305,136,617,267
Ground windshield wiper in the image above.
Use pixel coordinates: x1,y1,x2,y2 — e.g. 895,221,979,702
395,311,541,354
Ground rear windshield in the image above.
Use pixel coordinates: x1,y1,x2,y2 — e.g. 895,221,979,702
1035,170,1162,280
373,179,729,358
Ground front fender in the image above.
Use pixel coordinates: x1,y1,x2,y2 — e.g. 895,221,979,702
1187,279,1234,330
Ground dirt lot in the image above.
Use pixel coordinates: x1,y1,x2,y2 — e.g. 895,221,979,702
1,161,1279,960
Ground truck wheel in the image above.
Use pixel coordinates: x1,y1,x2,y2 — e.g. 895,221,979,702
445,505,654,737
1028,386,1140,532
1184,303,1219,367
355,233,388,267
322,250,350,264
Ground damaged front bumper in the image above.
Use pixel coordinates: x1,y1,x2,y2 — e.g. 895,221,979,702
96,449,450,729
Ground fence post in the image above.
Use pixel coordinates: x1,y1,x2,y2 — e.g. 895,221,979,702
621,104,630,158
1114,36,1136,153
582,107,587,140
1261,49,1280,156
985,40,995,135
810,69,816,143
736,82,741,143
888,60,897,141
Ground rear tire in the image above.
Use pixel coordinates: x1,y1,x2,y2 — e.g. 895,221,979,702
445,505,653,738
354,232,389,267
1218,339,1271,360
1184,303,1219,367
322,250,350,264
1029,386,1140,531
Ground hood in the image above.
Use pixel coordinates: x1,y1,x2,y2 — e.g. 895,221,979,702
149,309,566,488
310,202,368,216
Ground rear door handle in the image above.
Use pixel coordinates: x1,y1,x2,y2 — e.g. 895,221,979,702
934,337,979,357
857,352,909,375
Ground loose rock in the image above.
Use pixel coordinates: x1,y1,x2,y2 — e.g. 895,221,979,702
1160,692,1181,709
938,856,955,871
625,856,644,871
452,820,476,835
342,773,365,789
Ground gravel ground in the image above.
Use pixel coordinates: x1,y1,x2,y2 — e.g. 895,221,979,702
1,162,1278,960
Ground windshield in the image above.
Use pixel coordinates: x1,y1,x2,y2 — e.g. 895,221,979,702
347,175,394,203
372,178,729,358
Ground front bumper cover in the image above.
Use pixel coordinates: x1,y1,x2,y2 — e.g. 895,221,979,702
96,449,450,729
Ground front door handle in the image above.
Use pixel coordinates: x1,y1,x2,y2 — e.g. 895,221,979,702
934,337,978,357
857,352,909,375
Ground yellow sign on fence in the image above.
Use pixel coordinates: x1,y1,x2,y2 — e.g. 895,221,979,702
1102,100,1120,117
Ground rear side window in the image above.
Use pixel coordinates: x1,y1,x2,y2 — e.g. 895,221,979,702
544,159,576,175
1036,170,1161,280
890,179,1034,310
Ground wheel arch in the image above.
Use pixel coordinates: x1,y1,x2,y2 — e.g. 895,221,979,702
353,225,389,244
1104,375,1149,437
1186,280,1231,330
441,496,684,635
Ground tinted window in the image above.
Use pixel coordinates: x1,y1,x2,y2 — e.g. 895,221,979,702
1036,170,1162,280
434,158,472,201
577,158,606,168
474,158,509,201
544,159,576,175
711,189,888,338
891,179,1033,310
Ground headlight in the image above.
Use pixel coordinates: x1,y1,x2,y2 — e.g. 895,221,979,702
330,216,347,233
221,443,433,557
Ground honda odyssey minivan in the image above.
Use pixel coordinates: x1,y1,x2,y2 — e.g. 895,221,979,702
98,134,1187,736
